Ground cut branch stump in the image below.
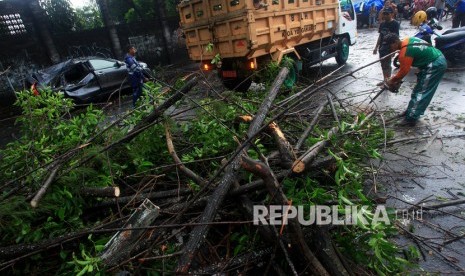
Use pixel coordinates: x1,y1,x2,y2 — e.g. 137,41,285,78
100,198,160,266
79,187,120,198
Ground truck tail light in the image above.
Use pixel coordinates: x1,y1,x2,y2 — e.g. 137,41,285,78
249,61,255,69
248,59,257,70
202,63,212,71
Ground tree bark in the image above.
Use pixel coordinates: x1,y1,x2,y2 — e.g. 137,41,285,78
26,0,60,63
79,187,120,198
154,0,172,63
100,199,160,266
30,163,62,208
295,99,329,150
97,0,122,58
268,122,295,168
292,126,339,174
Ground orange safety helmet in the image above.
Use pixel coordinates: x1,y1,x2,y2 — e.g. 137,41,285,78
412,11,427,26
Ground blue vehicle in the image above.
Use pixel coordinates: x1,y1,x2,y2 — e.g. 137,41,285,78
394,21,465,66
353,0,384,28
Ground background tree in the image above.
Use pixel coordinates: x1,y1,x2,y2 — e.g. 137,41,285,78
105,0,178,23
40,0,76,33
96,0,123,58
74,1,104,30
26,0,60,63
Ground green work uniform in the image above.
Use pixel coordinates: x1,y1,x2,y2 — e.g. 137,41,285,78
396,37,447,121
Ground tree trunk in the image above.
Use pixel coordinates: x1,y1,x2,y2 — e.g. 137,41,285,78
97,0,123,58
100,199,160,266
154,0,172,63
176,67,290,273
26,0,60,63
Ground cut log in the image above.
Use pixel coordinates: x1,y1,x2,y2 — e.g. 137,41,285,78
79,187,121,198
235,116,295,168
100,198,160,266
268,122,295,169
94,188,192,208
292,126,339,174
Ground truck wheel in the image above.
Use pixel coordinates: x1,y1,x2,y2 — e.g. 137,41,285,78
335,37,350,65
222,78,252,92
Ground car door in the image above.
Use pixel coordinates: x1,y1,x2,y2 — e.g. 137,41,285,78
88,58,127,98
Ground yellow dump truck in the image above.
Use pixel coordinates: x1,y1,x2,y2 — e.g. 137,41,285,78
178,0,357,91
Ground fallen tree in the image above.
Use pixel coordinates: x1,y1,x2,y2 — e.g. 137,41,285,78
0,62,413,275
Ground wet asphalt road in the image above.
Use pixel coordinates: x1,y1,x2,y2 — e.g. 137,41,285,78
322,18,465,273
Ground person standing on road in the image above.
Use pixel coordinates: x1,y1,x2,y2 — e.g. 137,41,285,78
453,0,465,27
435,0,445,21
378,0,398,21
373,7,400,81
369,3,378,28
384,34,447,126
124,45,147,107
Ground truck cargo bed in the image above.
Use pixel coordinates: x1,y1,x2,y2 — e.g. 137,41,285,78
178,0,339,61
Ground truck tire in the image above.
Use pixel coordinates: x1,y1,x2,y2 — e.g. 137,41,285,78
222,77,252,92
335,37,350,65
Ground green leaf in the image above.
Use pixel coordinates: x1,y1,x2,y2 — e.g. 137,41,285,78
76,265,89,276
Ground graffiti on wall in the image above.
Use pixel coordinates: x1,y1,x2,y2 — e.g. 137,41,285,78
0,51,40,104
128,35,163,64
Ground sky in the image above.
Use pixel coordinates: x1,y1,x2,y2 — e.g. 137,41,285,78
69,0,91,9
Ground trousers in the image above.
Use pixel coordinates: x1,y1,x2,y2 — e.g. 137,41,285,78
130,76,143,107
406,55,447,121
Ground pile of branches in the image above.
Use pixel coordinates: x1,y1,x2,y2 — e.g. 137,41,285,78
0,62,397,275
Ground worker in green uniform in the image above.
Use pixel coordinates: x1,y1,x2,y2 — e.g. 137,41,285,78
384,33,447,126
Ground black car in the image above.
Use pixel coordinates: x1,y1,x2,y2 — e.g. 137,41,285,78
26,57,151,103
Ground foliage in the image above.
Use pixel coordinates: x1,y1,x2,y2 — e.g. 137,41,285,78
65,235,106,276
258,60,282,87
257,56,296,89
74,1,104,30
40,0,76,33
0,76,412,275
179,98,245,174
0,85,162,273
107,0,175,23
282,112,412,274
